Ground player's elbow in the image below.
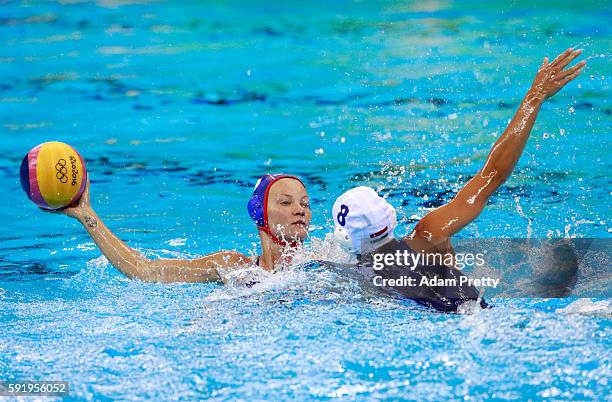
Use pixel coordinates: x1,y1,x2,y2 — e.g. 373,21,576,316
412,219,446,243
208,250,251,267
479,165,505,187
126,256,160,282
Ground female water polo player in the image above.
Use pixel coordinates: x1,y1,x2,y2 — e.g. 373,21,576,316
331,48,585,311
49,174,310,282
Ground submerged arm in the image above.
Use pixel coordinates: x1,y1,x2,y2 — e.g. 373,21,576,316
51,181,249,283
409,48,585,245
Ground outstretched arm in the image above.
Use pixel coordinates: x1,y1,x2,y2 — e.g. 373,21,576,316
50,181,250,283
408,48,585,247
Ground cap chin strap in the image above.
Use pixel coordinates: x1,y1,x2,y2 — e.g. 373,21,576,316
257,174,304,249
259,225,300,248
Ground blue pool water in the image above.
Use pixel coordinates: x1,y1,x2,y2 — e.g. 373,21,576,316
1,0,610,400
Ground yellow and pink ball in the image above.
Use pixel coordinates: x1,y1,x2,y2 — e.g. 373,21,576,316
20,141,87,210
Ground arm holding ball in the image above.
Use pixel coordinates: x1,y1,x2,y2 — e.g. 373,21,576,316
50,180,249,283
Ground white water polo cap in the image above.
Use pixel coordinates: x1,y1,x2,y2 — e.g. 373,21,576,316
332,186,397,255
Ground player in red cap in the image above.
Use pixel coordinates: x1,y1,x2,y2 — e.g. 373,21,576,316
49,174,310,282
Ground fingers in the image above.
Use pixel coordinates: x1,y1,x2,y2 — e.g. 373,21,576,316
549,48,574,68
40,206,72,216
39,207,59,214
79,178,91,205
558,60,586,79
557,49,583,70
557,67,583,87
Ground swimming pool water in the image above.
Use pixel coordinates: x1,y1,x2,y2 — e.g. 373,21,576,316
1,0,610,400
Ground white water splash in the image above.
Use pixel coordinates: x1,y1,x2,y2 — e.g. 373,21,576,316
208,234,357,300
166,238,187,247
514,196,533,238
77,242,96,251
563,219,595,238
557,299,612,317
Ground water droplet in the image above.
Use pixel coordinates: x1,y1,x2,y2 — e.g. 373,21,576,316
314,148,324,155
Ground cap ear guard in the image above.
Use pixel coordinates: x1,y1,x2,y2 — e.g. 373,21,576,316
247,191,265,227
334,225,356,254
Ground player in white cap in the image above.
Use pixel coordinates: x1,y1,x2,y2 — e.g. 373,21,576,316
332,48,585,310
332,187,398,255
332,186,487,312
334,47,584,258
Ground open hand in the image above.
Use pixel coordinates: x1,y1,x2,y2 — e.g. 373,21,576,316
530,48,586,101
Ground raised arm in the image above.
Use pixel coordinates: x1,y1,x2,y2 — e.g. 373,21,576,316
408,48,585,247
50,180,250,283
